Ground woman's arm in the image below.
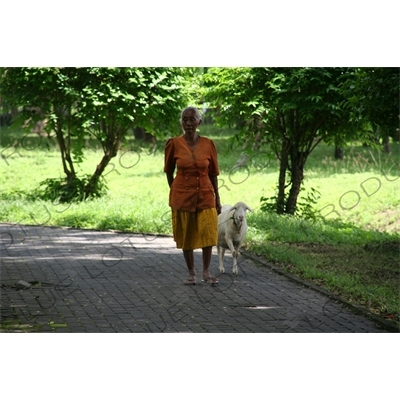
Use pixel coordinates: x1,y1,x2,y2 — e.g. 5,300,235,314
210,175,222,214
166,172,174,188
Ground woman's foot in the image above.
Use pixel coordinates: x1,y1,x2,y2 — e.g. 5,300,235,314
184,275,197,285
201,274,219,284
202,267,219,284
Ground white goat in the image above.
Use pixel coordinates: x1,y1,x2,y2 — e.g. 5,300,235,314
217,202,252,275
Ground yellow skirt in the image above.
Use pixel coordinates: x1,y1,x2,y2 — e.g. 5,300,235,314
172,208,218,250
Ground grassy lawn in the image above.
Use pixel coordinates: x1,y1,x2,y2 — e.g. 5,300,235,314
1,123,399,323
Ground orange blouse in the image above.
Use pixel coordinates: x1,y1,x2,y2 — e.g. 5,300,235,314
164,136,220,212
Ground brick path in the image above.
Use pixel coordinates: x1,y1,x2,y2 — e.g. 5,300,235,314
0,223,395,333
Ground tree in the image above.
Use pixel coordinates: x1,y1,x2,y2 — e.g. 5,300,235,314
343,67,400,153
1,68,82,184
204,67,361,215
69,68,188,197
0,67,189,200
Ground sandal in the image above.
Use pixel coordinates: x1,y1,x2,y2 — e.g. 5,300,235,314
201,277,219,285
184,277,197,285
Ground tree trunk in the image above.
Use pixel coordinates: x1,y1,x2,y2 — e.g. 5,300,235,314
233,152,249,169
252,130,262,151
286,150,306,215
334,136,345,160
84,152,113,198
251,115,263,151
382,134,391,153
334,145,344,160
54,113,76,182
277,140,289,214
84,124,121,198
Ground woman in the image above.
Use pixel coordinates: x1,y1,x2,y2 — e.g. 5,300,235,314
164,106,222,285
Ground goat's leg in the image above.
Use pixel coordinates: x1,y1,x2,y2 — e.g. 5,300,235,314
217,246,226,274
225,237,237,258
233,251,239,275
225,238,239,274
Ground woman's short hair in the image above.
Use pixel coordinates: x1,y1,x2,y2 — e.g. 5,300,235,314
180,106,202,124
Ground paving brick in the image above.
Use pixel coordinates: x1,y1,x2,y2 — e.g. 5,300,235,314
1,223,396,333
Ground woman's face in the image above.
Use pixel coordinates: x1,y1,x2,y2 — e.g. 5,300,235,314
182,110,200,134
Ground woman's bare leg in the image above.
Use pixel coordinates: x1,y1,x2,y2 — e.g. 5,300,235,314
183,249,196,280
202,246,218,282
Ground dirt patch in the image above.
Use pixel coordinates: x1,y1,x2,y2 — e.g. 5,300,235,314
290,242,399,278
364,240,400,254
366,209,400,233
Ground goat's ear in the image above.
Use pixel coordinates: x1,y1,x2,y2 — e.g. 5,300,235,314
229,206,237,212
246,206,253,212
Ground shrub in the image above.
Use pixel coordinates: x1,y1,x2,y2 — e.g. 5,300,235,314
37,175,108,203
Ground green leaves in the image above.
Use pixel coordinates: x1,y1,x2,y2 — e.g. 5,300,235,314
342,68,399,133
0,67,189,200
203,67,365,215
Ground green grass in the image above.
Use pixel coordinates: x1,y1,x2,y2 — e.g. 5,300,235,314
1,123,399,323
245,212,399,321
0,318,68,332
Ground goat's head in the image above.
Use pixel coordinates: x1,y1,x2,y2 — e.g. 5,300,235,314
229,202,252,229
